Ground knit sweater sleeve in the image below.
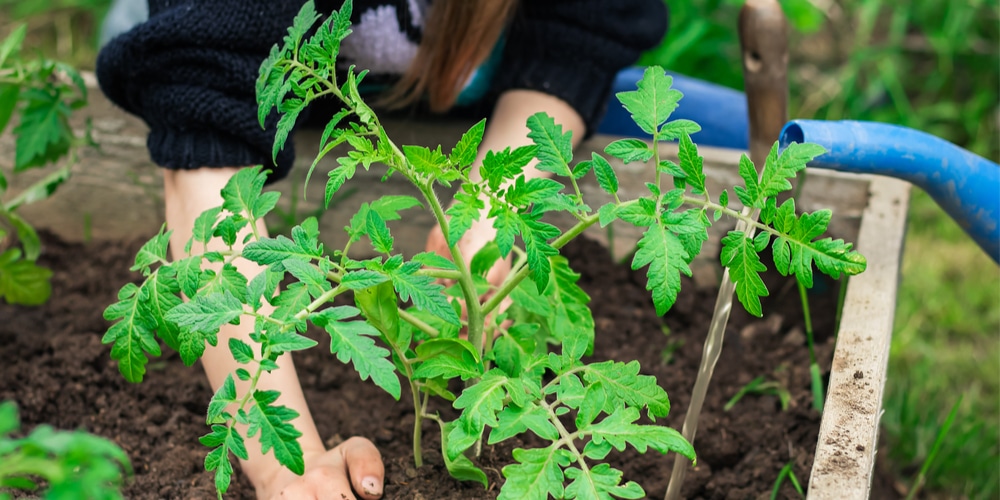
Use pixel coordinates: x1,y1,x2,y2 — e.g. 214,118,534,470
96,0,307,181
491,0,669,134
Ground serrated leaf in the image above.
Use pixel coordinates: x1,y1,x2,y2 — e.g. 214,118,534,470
312,308,401,399
445,188,483,247
3,165,70,212
191,207,222,246
413,351,482,381
588,406,695,461
481,145,536,191
677,133,706,194
132,226,171,274
354,281,402,347
469,241,501,278
582,360,671,418
658,119,702,141
490,205,519,257
564,463,645,500
404,144,452,179
220,167,268,221
453,370,509,451
267,330,319,353
604,138,653,164
247,390,304,474
173,256,205,299
615,67,681,136
207,374,238,423
326,161,356,208
166,290,244,335
366,208,394,255
144,267,183,350
488,403,558,444
498,446,565,500
440,420,488,487
102,282,160,382
229,338,255,364
243,235,318,266
389,262,460,325
273,282,311,324
201,263,250,304
282,258,329,294
506,176,564,207
759,141,825,200
720,231,768,317
341,269,388,290
14,88,72,171
719,189,730,208
526,112,573,177
632,224,691,316
411,251,459,271
519,214,560,293
450,118,486,169
587,152,620,196
598,203,618,228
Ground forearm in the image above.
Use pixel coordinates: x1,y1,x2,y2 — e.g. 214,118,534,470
163,168,325,492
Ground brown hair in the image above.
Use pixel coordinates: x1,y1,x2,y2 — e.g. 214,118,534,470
379,0,518,112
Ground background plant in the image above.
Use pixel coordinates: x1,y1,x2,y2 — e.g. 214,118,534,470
100,1,868,497
0,24,90,305
0,400,130,499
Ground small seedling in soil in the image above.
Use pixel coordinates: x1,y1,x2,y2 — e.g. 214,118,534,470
103,1,866,497
770,460,805,500
0,401,131,499
724,375,792,412
0,24,91,305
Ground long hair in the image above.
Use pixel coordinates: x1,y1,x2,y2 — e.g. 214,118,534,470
379,0,518,112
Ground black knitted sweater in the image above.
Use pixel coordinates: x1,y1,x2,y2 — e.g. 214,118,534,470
97,0,668,181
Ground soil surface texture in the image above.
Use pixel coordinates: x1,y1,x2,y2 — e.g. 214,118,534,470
2,233,872,499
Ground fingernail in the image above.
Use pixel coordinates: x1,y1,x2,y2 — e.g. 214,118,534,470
362,476,381,495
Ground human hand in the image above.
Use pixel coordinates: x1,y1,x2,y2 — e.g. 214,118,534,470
258,437,384,500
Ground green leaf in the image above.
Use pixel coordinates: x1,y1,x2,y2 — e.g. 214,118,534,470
247,267,283,312
452,370,509,453
488,403,558,444
519,214,560,293
677,133,706,194
498,446,566,500
229,338,255,364
598,203,618,228
282,258,330,295
173,256,205,299
0,247,51,305
582,360,671,418
207,374,238,423
526,112,573,177
326,161,356,208
388,262,460,326
243,235,319,266
490,204,519,257
354,281,402,346
657,119,702,141
604,138,652,164
469,241,502,277
588,406,695,461
102,282,160,382
4,211,40,261
450,118,486,169
200,424,246,495
341,270,388,290
0,24,26,68
506,177,564,207
202,263,250,304
445,187,484,247
220,166,267,219
371,195,422,221
615,67,681,136
758,142,825,200
131,225,171,275
720,231,768,317
366,208,394,255
166,291,244,335
439,420,488,488
590,152,619,196
272,282,311,324
311,307,401,399
247,390,304,475
576,382,607,429
631,224,691,316
413,351,482,381
267,330,319,354
0,83,21,134
404,144,453,180
480,145,536,191
411,251,459,271
191,207,222,246
144,267,183,350
14,88,72,171
564,463,645,500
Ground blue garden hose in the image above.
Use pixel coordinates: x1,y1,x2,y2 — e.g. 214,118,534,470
780,120,1000,263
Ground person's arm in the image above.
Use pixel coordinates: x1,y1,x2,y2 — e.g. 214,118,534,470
164,167,383,500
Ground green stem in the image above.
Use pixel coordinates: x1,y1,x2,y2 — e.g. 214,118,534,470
797,280,824,413
398,309,439,338
482,213,600,316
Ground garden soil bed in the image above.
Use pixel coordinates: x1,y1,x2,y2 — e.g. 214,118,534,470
1,232,889,499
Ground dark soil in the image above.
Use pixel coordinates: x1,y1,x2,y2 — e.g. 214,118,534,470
1,232,876,499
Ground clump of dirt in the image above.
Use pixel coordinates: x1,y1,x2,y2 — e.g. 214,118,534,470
0,233,887,499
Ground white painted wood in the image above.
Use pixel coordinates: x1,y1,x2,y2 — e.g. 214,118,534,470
807,176,910,499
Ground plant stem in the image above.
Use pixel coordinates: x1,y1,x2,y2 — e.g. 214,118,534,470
482,213,600,316
797,280,824,412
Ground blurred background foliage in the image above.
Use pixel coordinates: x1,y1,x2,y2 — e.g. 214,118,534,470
1,0,997,497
